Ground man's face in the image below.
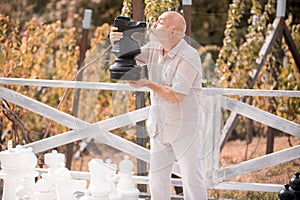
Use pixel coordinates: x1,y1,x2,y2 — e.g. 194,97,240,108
150,13,173,42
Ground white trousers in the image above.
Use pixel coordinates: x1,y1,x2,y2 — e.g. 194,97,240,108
149,135,208,200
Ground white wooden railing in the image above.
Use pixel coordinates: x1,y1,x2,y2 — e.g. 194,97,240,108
0,77,299,194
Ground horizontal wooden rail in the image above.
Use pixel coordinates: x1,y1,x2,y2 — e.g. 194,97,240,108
212,182,283,193
1,78,300,97
35,168,283,192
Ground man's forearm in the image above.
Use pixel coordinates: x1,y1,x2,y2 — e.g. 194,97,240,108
145,81,185,103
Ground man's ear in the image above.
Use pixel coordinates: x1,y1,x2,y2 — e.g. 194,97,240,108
171,29,175,36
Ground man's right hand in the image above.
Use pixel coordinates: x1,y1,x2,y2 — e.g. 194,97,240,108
109,27,123,44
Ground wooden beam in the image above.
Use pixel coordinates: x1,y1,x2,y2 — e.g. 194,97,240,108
37,167,287,194
212,182,283,193
223,97,300,137
36,168,284,193
132,0,147,192
67,9,92,169
132,0,144,21
250,17,284,87
182,0,192,37
23,107,149,153
2,78,300,97
218,145,300,181
0,86,88,130
283,23,300,71
94,131,150,163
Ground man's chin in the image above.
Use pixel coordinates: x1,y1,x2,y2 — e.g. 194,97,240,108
149,33,161,43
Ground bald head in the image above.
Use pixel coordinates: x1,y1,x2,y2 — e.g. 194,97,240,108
160,11,186,37
151,11,187,50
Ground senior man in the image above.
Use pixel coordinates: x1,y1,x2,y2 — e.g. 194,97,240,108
110,11,207,200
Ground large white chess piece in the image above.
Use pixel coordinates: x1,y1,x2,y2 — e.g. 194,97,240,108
34,173,53,200
0,141,38,200
55,163,86,200
117,155,139,200
87,159,115,199
41,150,86,200
43,150,65,199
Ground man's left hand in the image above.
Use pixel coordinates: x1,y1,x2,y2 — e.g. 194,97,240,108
128,79,150,88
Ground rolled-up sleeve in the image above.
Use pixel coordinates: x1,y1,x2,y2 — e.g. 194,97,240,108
171,56,201,95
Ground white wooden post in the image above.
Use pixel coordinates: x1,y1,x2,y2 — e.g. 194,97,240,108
82,9,92,29
182,0,192,5
276,0,286,17
199,95,221,186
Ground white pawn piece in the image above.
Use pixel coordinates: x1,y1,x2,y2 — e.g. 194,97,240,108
35,173,53,200
44,150,65,199
88,159,115,199
44,150,65,169
55,162,86,200
116,155,139,200
0,141,38,200
44,150,65,200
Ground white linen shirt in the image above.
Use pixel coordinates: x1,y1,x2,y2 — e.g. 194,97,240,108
136,39,202,146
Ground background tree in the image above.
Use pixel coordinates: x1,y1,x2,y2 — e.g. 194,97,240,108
0,16,79,149
216,0,300,153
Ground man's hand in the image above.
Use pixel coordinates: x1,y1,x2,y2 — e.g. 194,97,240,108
109,27,123,44
128,79,150,88
129,79,186,103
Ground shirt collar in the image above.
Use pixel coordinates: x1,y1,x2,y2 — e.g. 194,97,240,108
164,39,186,59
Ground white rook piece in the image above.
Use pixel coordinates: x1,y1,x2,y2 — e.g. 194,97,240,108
82,9,92,29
